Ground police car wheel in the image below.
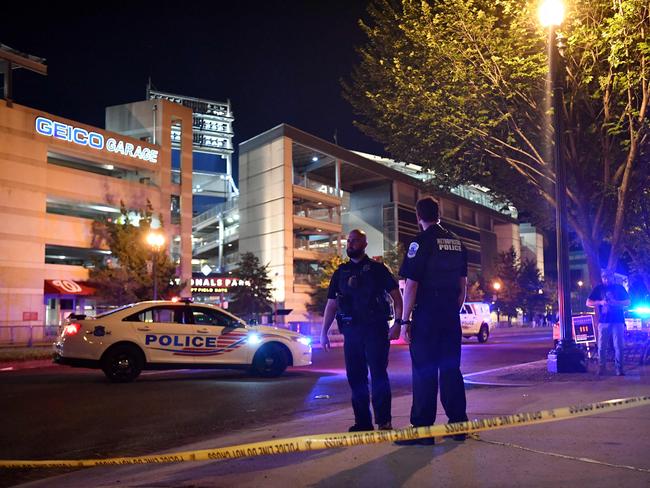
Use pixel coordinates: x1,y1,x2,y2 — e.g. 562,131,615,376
101,345,144,383
477,324,489,343
252,343,288,378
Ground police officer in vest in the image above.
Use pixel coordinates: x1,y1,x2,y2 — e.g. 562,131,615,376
320,229,403,432
395,197,468,445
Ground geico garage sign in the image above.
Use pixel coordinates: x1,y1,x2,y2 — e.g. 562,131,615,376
35,116,159,163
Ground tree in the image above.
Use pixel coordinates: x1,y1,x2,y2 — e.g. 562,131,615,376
228,252,274,321
307,254,346,314
466,280,485,302
493,247,522,321
345,0,650,285
518,257,548,320
89,201,181,306
625,182,650,293
382,241,405,278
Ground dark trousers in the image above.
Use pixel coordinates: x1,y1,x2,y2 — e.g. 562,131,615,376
409,304,467,426
343,322,391,427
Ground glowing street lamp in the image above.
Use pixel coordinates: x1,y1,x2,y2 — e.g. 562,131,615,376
146,231,166,300
538,0,565,27
492,282,502,322
539,0,586,373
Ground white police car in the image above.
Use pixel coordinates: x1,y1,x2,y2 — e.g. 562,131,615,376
53,300,312,382
460,302,493,343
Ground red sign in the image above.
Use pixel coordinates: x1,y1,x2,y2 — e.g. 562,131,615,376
22,312,38,321
44,280,95,295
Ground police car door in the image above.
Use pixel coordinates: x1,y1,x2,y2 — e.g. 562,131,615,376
460,304,476,335
126,305,193,364
189,307,249,365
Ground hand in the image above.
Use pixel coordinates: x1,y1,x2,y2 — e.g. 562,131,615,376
320,332,331,352
389,323,401,341
405,323,412,343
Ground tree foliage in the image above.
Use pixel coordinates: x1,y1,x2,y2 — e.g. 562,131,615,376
228,252,274,320
307,254,346,314
466,280,485,302
89,201,181,306
626,181,650,292
346,0,650,284
493,247,523,320
383,241,405,278
485,247,551,321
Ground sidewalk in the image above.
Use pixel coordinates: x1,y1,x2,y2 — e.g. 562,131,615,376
17,361,650,487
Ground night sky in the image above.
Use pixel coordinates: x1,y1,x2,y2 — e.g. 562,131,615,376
3,0,384,156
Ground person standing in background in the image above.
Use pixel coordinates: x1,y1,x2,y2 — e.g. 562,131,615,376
587,270,630,376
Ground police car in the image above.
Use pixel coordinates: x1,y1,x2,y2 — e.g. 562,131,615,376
53,299,312,382
460,302,493,343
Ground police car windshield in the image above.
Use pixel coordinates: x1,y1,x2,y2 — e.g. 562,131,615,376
95,304,137,318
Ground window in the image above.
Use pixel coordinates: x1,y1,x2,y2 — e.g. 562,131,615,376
171,195,181,224
442,202,459,220
191,307,238,327
126,306,187,324
478,214,492,230
461,207,475,226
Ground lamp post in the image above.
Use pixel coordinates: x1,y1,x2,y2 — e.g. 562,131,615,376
492,281,501,323
539,0,586,373
146,231,166,301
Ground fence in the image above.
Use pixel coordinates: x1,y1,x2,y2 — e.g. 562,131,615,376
0,325,59,346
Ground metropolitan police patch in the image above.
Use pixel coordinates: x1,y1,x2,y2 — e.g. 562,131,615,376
407,242,419,258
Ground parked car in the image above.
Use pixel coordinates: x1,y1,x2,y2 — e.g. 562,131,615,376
53,299,312,382
460,302,493,343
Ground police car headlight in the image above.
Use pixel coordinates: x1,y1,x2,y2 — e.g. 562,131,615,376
295,336,312,346
247,333,262,345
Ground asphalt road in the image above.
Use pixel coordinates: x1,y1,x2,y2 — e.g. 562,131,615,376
0,327,552,487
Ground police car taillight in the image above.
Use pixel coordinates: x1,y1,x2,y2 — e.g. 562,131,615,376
63,323,81,336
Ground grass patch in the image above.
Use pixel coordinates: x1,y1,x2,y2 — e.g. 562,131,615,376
0,346,53,362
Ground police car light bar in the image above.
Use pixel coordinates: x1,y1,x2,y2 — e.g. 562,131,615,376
171,297,194,304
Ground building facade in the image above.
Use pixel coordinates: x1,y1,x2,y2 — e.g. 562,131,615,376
0,98,194,340
237,124,544,324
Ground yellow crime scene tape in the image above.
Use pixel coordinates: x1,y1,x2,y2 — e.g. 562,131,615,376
2,395,649,469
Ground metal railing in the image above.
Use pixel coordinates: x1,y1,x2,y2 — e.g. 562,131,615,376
294,238,337,256
292,175,342,197
294,208,340,223
0,326,59,346
294,273,320,285
192,197,239,227
193,227,239,254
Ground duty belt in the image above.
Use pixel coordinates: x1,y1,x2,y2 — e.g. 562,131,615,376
427,288,458,297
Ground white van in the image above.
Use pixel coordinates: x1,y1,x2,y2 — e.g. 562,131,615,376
460,302,493,343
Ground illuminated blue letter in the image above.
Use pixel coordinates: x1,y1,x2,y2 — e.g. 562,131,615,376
35,117,53,136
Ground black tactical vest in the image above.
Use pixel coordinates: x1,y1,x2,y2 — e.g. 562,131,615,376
336,260,390,324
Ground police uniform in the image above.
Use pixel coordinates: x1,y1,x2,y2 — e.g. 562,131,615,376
327,255,398,429
399,224,468,427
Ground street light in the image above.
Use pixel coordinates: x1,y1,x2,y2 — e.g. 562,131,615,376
146,231,166,301
492,282,502,323
539,0,586,373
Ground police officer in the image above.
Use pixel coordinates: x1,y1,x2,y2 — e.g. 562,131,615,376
394,197,468,445
320,229,403,432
